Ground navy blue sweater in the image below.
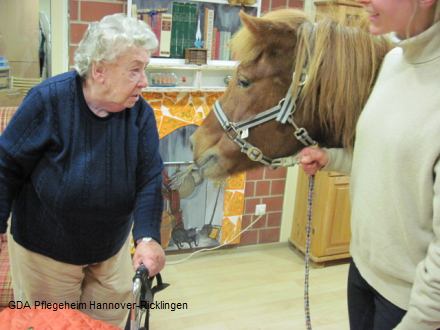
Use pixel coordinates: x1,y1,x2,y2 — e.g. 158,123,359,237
0,71,163,264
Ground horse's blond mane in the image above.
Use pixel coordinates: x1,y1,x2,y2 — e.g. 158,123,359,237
231,9,391,149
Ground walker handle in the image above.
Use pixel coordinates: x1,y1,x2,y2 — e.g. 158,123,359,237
134,264,149,284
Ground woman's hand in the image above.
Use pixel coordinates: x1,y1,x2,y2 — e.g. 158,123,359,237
133,240,165,277
298,147,329,176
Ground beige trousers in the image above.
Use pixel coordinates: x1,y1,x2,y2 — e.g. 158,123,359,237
8,232,133,329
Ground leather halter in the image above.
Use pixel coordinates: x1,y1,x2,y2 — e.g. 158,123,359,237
213,70,317,167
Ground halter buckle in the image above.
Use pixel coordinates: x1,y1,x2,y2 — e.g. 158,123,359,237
294,127,317,146
246,146,264,162
225,125,239,140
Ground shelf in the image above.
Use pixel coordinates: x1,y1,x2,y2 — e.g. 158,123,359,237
143,86,226,93
147,58,238,71
129,0,260,13
145,57,235,92
191,0,259,8
135,0,261,92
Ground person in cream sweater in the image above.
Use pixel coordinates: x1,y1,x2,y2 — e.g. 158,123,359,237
299,0,440,329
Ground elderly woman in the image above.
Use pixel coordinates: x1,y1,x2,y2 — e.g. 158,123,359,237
0,14,164,327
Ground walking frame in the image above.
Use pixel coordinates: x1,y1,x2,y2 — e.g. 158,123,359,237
125,265,169,330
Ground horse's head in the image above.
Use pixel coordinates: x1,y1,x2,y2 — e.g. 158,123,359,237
191,9,391,179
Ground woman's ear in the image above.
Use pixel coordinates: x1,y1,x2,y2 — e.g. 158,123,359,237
91,62,106,83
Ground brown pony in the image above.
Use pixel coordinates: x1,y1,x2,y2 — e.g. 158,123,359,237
191,8,391,179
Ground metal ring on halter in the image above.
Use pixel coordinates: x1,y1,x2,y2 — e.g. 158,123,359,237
298,73,308,86
277,97,286,107
246,146,264,162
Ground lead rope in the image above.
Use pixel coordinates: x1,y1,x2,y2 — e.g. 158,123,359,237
304,174,315,330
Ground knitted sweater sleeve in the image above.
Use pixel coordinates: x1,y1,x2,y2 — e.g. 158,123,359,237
0,91,52,232
395,158,440,330
322,148,353,175
131,105,164,243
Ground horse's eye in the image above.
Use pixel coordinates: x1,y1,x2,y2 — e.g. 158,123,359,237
238,78,251,88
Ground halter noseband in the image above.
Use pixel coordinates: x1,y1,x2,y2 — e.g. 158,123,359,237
213,69,316,168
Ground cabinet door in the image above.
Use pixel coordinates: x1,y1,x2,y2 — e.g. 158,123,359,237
312,173,351,258
290,168,312,252
290,169,351,262
290,169,329,256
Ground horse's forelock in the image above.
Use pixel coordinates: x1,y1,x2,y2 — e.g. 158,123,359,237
230,24,261,64
231,9,310,64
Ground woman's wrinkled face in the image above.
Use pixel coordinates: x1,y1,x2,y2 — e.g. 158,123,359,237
100,46,149,112
358,0,416,36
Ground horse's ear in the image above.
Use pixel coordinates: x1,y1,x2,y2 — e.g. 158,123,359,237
240,11,273,35
239,10,298,42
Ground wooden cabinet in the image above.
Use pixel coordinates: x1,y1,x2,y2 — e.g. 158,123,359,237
289,169,351,262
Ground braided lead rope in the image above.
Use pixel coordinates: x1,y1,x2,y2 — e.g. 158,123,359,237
304,174,315,330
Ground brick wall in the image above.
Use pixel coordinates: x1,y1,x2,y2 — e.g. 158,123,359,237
68,0,304,245
240,167,287,245
69,0,127,66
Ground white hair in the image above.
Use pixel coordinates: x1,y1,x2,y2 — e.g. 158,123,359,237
73,13,158,77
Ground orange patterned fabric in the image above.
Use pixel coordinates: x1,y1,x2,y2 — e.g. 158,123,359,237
143,91,222,139
226,172,246,190
223,191,245,217
221,217,242,244
142,91,245,244
0,308,119,329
